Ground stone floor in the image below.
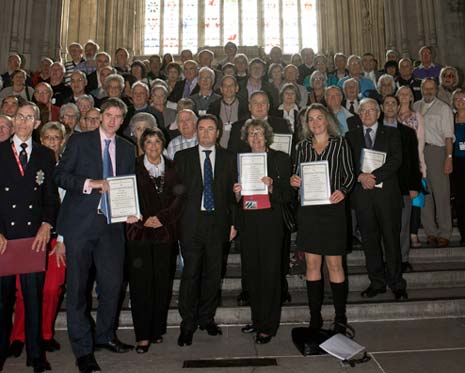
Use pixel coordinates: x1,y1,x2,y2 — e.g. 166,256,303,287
3,318,465,372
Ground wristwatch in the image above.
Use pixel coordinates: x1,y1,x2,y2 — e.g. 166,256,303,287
447,154,453,158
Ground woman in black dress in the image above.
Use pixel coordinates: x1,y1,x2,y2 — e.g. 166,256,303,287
126,128,185,352
233,119,293,344
290,103,355,333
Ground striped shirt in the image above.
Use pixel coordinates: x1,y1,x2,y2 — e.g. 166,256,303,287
64,59,86,85
294,135,355,195
166,134,198,160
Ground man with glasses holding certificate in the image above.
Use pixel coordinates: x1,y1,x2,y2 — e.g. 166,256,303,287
346,98,408,301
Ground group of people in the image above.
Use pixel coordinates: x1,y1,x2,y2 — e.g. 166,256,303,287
0,40,463,373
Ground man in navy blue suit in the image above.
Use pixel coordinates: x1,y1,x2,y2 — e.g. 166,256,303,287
0,102,59,372
54,98,137,373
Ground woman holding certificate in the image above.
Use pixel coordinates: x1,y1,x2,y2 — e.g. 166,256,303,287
233,119,293,344
126,128,185,353
290,103,355,334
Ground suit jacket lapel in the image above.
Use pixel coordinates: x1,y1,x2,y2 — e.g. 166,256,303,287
373,124,387,152
115,136,124,176
91,129,103,178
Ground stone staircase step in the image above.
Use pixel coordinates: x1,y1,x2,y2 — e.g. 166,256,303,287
54,287,465,328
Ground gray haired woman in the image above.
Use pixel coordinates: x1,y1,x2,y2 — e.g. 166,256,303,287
233,118,293,344
129,112,159,155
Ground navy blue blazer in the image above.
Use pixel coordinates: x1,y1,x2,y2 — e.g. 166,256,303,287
0,139,59,239
54,129,135,239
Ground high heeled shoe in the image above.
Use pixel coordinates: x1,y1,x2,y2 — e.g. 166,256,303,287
135,344,150,354
255,333,272,344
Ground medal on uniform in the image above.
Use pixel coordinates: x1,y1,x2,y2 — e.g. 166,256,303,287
36,170,45,185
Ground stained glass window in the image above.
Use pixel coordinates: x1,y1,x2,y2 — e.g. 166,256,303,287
143,0,160,54
263,0,281,52
241,0,258,45
301,0,318,51
223,0,239,45
162,0,180,54
282,0,300,53
182,0,198,51
144,0,318,55
204,0,221,46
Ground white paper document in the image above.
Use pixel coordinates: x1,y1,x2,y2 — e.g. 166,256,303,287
360,148,386,188
238,153,268,196
319,334,366,361
300,161,331,206
270,133,293,155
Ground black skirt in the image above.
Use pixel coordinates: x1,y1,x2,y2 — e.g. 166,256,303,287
296,200,347,255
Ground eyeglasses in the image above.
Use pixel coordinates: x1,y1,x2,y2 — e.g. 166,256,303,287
248,130,265,138
359,109,378,115
0,124,12,131
86,116,100,121
42,135,63,141
15,114,35,123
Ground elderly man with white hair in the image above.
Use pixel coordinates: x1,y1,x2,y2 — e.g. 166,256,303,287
189,67,221,115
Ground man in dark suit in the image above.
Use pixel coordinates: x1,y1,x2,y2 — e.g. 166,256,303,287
0,102,59,372
381,94,421,272
174,114,236,346
228,90,291,154
346,98,408,301
54,98,136,372
167,60,200,104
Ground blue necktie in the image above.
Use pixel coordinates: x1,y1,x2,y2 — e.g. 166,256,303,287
101,139,113,216
203,150,214,211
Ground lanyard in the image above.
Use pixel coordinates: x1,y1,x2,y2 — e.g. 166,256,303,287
11,142,25,176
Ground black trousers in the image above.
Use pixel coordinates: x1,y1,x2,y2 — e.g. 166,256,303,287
453,158,465,241
356,198,406,291
65,215,125,359
127,240,173,341
178,213,224,332
0,271,45,362
241,209,283,335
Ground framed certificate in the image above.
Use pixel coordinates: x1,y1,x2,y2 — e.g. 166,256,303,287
360,149,386,188
238,152,268,196
300,161,331,206
270,133,293,155
107,175,141,223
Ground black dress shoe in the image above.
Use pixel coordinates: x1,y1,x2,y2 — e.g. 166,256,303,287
76,353,101,372
43,338,60,352
177,330,194,346
360,286,386,298
27,358,51,372
200,323,222,336
241,324,257,334
255,334,272,344
95,338,133,353
393,288,409,301
8,340,24,358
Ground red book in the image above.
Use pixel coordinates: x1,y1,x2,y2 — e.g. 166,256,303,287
0,237,46,276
